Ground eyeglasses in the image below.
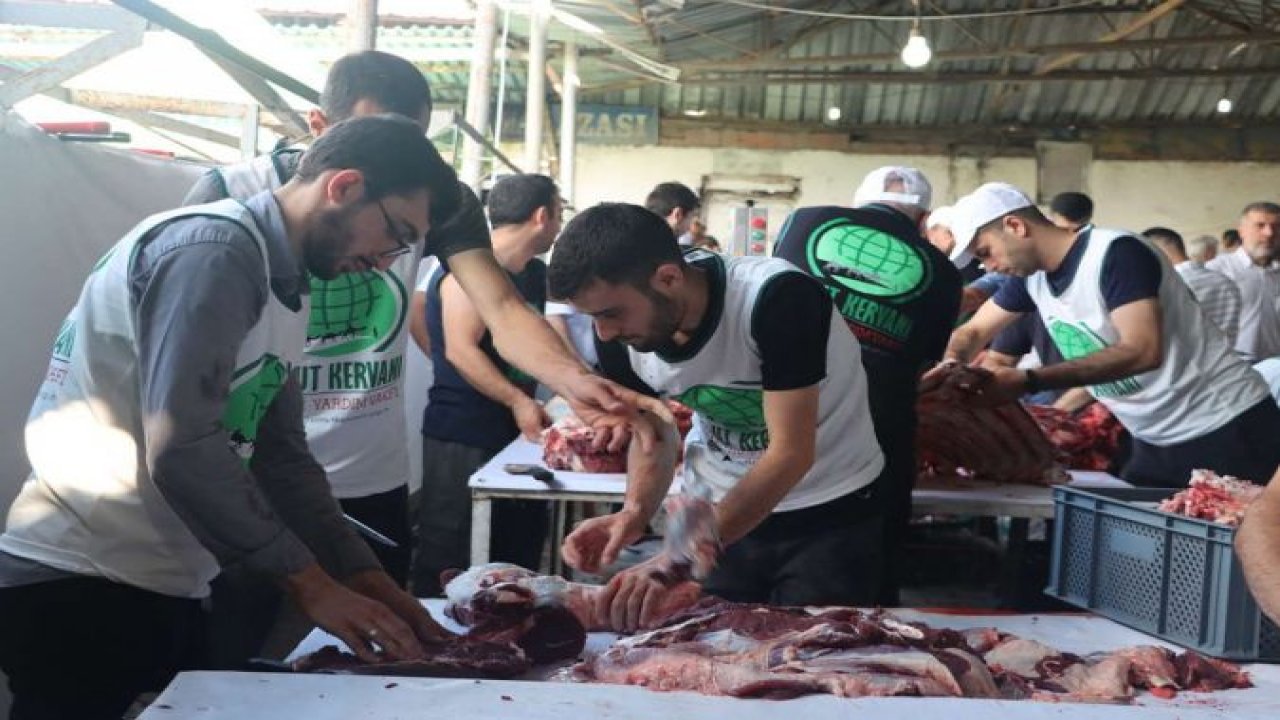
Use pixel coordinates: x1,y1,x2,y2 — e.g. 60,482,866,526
375,200,416,261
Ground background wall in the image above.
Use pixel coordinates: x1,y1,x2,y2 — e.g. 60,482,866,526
565,145,1280,243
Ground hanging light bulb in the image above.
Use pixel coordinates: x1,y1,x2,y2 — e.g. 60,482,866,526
1217,97,1233,114
901,28,932,68
826,106,842,122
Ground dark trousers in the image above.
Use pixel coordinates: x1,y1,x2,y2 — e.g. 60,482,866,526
339,485,412,585
1122,398,1280,487
875,427,916,607
204,484,410,669
702,485,885,606
412,436,549,596
0,576,202,720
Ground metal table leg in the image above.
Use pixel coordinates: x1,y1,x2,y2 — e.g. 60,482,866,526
470,495,493,566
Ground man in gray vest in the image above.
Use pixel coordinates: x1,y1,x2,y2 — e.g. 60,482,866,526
0,115,457,720
183,52,660,663
931,182,1280,488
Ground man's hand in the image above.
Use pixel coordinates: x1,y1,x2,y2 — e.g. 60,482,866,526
919,359,960,393
965,367,1030,407
345,569,452,646
283,563,424,663
560,372,675,454
596,559,681,633
587,413,632,453
511,397,551,442
561,509,648,575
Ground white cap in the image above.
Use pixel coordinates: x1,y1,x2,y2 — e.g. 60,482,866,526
853,166,932,210
926,205,955,230
949,182,1035,267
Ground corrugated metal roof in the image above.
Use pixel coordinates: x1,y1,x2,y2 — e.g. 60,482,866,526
7,1,1280,130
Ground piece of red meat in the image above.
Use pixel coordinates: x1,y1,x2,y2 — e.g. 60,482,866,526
1027,404,1124,471
443,563,701,635
1157,469,1263,526
290,639,531,679
916,385,1066,486
543,400,694,473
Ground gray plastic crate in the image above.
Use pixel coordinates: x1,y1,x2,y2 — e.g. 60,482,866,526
1047,485,1280,662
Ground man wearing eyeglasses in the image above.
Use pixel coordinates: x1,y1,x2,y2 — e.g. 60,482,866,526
0,115,462,720
182,52,664,666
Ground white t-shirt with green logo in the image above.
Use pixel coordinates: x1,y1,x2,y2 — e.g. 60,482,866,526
625,253,884,511
1028,228,1268,445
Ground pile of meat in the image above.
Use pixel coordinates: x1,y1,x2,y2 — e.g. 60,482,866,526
1026,403,1125,471
543,400,694,473
565,599,1252,704
916,384,1068,486
1158,469,1264,527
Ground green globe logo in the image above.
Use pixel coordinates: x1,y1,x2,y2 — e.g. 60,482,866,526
306,270,407,357
224,354,289,461
1047,319,1106,361
806,218,927,299
677,385,764,433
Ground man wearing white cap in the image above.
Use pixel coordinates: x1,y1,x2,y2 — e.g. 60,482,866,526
930,182,1280,487
926,205,984,283
774,166,961,604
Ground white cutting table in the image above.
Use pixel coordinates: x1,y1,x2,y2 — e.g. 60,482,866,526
467,438,1131,566
141,601,1280,719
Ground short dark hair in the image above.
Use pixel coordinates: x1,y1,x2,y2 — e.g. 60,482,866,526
1222,228,1242,247
1241,201,1280,217
487,174,558,228
295,114,460,226
644,182,699,218
548,203,684,300
976,205,1053,237
1142,226,1184,255
321,50,432,123
1049,192,1093,224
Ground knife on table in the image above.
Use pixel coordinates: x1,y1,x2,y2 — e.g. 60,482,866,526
503,463,558,486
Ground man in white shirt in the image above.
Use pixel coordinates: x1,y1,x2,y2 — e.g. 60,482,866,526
1207,202,1280,361
1145,227,1242,344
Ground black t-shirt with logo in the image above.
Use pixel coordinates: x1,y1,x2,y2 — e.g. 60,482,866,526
773,205,962,467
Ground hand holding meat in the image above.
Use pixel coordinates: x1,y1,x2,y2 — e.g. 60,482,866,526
346,568,452,644
920,361,1006,403
284,563,424,663
597,560,677,633
647,495,722,586
511,396,552,442
562,510,647,574
966,366,1031,407
559,372,675,450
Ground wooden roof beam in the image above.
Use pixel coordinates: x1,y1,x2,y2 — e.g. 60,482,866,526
1035,0,1187,75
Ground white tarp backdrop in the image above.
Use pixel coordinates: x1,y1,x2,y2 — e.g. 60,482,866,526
0,111,204,512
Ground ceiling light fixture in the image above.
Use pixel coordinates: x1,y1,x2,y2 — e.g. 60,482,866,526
900,1,932,69
826,106,842,121
684,108,707,117
1217,97,1233,114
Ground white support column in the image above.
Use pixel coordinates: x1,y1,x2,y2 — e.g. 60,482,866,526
523,1,550,173
348,0,378,51
461,0,498,191
558,37,578,205
240,103,260,160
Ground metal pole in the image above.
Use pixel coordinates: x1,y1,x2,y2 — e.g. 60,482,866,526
461,0,497,191
559,36,578,206
349,0,378,51
523,0,550,173
240,103,260,159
